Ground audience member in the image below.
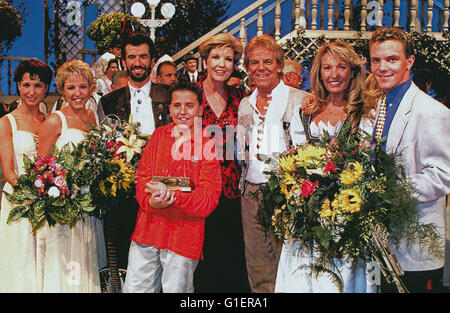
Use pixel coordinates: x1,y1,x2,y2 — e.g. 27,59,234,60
281,59,303,89
156,60,178,87
92,39,122,78
180,52,205,83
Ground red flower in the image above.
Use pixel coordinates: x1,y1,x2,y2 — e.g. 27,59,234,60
324,161,337,173
107,140,115,149
113,142,124,157
301,180,319,197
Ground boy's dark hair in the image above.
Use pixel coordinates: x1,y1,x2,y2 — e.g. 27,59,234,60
14,59,53,96
121,33,157,61
170,82,203,104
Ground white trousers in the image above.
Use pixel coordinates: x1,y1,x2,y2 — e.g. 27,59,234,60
123,241,198,293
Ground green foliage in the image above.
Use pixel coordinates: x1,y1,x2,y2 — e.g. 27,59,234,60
0,0,24,55
154,0,230,56
87,12,146,54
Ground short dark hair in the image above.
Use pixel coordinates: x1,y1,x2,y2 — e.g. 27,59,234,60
14,59,53,95
229,68,244,79
106,58,119,71
185,52,196,62
111,38,121,48
170,82,203,104
157,60,177,76
121,33,156,60
111,70,128,85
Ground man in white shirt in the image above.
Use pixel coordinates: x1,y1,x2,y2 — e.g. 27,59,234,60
97,33,171,270
236,35,310,292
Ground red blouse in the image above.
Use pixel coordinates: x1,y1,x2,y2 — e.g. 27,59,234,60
198,81,243,199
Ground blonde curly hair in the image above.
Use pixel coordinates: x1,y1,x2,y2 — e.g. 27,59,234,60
310,41,370,134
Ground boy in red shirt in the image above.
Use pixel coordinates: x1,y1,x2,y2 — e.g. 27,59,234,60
123,83,222,293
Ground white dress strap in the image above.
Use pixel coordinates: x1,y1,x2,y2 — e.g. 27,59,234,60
54,110,68,133
6,114,17,134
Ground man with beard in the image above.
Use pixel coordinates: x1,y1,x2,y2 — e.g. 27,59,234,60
97,33,171,277
98,33,171,132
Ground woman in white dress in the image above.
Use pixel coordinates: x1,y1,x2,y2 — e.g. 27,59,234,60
36,60,106,292
276,41,377,293
0,59,53,292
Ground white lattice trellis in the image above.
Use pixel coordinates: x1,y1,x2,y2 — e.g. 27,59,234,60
56,0,127,62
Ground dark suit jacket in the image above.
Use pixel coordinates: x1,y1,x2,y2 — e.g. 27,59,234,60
96,82,172,269
98,83,172,128
179,70,205,84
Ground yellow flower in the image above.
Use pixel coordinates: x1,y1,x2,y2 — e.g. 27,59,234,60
335,189,362,214
279,155,296,172
282,172,296,186
280,183,290,198
294,145,326,164
339,161,364,185
116,134,146,163
103,158,136,197
319,199,335,220
99,180,107,195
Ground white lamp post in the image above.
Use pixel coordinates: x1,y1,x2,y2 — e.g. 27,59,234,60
130,0,176,42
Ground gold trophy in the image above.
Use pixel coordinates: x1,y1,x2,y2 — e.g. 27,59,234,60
151,176,191,192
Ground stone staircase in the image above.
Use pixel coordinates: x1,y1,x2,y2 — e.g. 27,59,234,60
1,0,449,100
172,0,449,71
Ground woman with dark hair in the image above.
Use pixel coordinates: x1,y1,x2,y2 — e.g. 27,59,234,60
95,58,119,99
193,33,251,292
0,59,52,292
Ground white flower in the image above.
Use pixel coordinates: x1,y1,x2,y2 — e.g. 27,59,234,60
116,134,146,162
34,178,45,189
80,185,90,195
48,186,61,198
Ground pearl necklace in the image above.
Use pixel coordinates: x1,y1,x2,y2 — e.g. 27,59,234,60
374,95,387,140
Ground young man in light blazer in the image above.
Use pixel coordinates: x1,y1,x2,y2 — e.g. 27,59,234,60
368,27,450,292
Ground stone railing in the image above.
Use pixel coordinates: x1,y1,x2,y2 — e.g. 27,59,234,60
1,0,449,97
172,0,449,69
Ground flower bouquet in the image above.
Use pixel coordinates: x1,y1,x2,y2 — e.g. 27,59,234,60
257,122,442,292
5,144,95,232
76,115,148,218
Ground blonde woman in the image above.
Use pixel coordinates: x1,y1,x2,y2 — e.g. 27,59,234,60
193,33,251,292
278,41,376,293
36,60,106,292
